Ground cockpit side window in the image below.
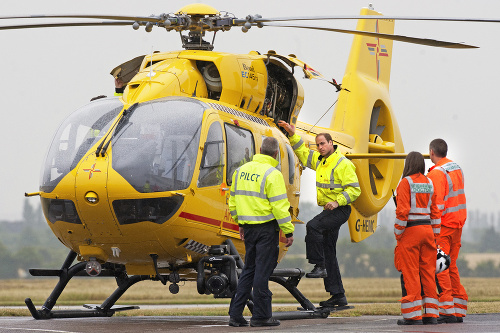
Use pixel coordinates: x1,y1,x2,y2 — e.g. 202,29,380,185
198,122,225,188
225,123,254,185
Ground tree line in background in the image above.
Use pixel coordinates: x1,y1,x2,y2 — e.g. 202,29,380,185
0,200,499,279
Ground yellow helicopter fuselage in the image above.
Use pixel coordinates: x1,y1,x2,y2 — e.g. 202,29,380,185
39,49,304,276
38,8,405,279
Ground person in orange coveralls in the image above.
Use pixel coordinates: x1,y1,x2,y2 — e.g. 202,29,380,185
394,151,441,325
427,138,468,324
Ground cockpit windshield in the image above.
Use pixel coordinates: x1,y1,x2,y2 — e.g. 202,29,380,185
111,97,205,192
40,98,123,192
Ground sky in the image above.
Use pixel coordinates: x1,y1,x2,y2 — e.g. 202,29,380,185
1,0,499,221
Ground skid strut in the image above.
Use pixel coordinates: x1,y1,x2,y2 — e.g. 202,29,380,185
25,250,149,319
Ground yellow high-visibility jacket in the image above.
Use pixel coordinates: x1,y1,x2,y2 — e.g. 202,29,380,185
289,134,361,207
229,154,294,237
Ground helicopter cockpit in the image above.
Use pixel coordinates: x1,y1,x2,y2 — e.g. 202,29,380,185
41,97,208,194
111,98,204,193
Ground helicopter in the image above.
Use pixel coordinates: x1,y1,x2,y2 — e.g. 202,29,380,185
2,1,499,321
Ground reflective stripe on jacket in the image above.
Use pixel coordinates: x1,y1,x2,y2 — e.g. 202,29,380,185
427,158,466,228
395,173,441,238
228,154,294,236
289,134,360,207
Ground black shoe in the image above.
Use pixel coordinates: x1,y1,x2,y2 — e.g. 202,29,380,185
456,316,464,323
397,319,423,325
229,317,249,327
319,295,348,307
437,315,458,324
306,265,327,278
422,317,438,325
250,317,280,327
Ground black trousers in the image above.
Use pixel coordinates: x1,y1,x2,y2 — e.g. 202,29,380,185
305,205,351,295
229,221,279,320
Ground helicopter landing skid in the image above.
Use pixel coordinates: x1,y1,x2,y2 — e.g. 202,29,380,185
225,239,334,320
274,305,354,320
26,244,339,320
25,250,150,319
297,305,354,312
269,270,337,319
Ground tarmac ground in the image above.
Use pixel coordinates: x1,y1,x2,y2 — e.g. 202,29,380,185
0,313,499,333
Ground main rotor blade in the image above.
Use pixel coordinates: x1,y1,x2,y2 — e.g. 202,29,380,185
261,23,478,48
247,15,500,24
0,21,134,30
0,14,162,23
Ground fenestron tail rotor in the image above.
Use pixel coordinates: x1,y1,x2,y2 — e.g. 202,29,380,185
368,106,388,195
370,107,385,137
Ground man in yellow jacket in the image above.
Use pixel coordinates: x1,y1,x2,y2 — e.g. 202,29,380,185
228,137,294,327
278,120,360,308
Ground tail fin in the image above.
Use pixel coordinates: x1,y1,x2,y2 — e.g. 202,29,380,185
344,8,394,87
331,8,404,242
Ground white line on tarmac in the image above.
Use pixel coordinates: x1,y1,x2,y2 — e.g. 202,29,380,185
0,327,81,333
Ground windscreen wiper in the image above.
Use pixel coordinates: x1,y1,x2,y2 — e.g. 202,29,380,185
96,103,138,157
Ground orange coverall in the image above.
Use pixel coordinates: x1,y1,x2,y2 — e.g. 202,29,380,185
394,173,441,321
427,158,468,319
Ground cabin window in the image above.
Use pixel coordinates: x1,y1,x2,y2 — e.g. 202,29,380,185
198,122,224,187
225,124,254,184
286,144,295,184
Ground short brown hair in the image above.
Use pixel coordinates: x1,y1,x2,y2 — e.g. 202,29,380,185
402,151,425,178
429,138,447,158
316,132,333,142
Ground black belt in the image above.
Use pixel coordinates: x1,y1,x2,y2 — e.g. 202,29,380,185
406,220,431,227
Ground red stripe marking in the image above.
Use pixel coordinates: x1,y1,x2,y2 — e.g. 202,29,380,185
367,43,377,47
179,211,219,227
223,221,240,231
179,211,239,232
180,212,287,240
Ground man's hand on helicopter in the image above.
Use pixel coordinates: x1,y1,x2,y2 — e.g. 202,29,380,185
115,77,125,89
277,120,295,136
324,201,339,210
285,236,294,247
